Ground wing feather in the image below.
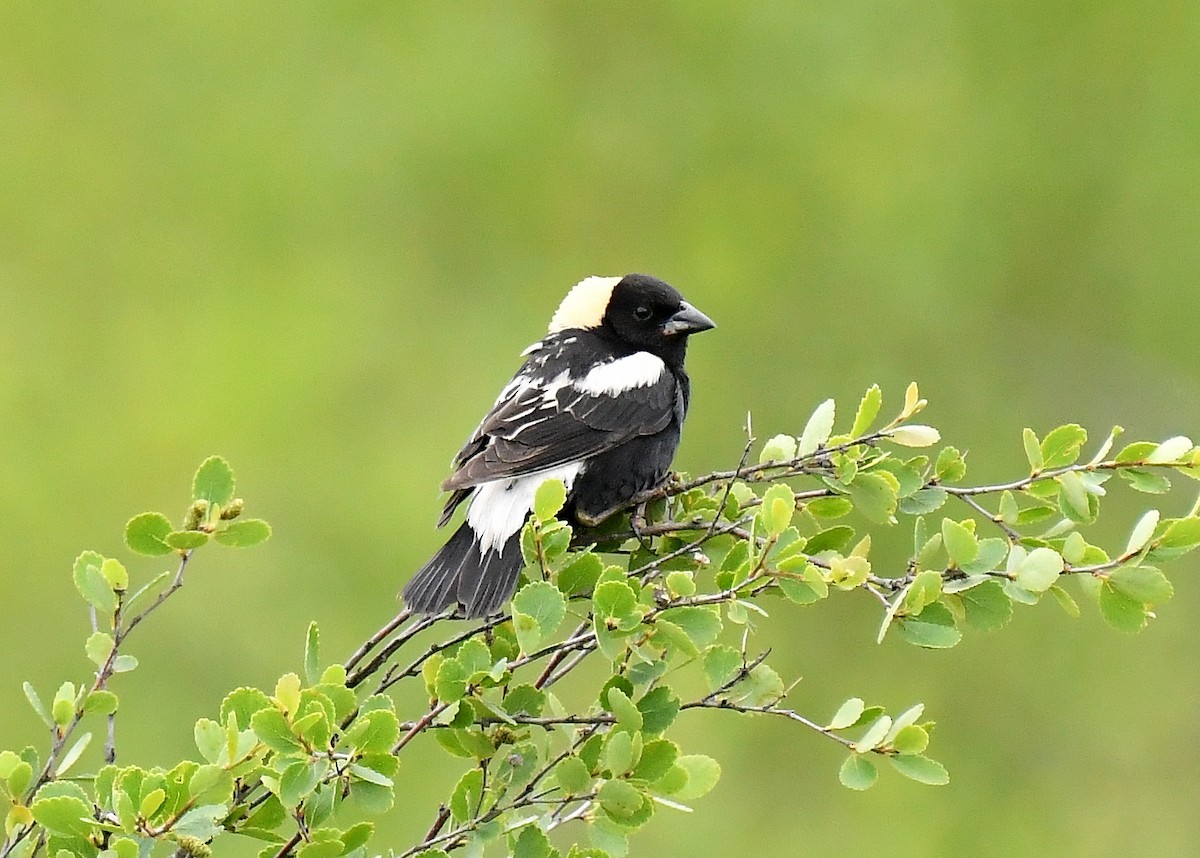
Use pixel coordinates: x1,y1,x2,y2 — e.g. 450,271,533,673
439,336,678,506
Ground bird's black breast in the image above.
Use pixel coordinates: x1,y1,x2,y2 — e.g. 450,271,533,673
569,367,689,521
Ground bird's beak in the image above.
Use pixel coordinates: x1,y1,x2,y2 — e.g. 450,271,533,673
663,302,716,336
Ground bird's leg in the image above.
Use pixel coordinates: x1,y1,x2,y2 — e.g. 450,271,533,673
629,500,653,552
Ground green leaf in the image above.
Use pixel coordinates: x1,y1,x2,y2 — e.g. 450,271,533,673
673,755,721,800
998,490,1019,525
890,725,931,755
895,601,961,649
173,805,226,840
341,822,375,853
85,632,114,666
797,399,836,456
1049,584,1081,618
194,718,225,764
221,686,273,730
1022,428,1044,472
512,581,567,654
934,446,967,483
100,558,128,591
1057,471,1093,522
633,739,678,783
847,472,898,524
73,556,117,615
557,551,604,595
636,687,681,735
759,433,798,464
665,570,696,598
57,732,91,776
280,761,324,808
512,825,557,858
1099,582,1148,632
215,519,272,548
250,709,304,754
598,779,643,819
941,519,978,567
83,690,119,716
853,716,893,752
112,654,139,674
758,483,794,536
30,794,93,837
23,682,51,727
1158,517,1200,550
503,684,546,717
656,607,722,649
703,645,742,692
827,698,865,731
297,842,345,858
899,488,947,515
193,456,236,506
850,385,882,437
603,731,636,777
124,513,175,557
959,580,1013,631
777,563,827,605
275,673,302,716
901,571,943,617
555,756,593,795
806,495,854,519
1121,468,1171,494
1013,546,1063,593
164,530,209,550
593,580,639,626
1146,435,1194,464
889,754,950,785
533,478,567,522
806,525,855,554
886,425,941,447
189,764,233,804
51,682,75,727
449,768,484,822
344,710,401,755
301,622,321,686
961,537,1008,574
1124,510,1160,556
604,688,643,733
838,754,878,790
1041,424,1087,469
1109,567,1173,605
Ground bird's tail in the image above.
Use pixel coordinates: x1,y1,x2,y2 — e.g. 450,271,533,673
402,522,525,618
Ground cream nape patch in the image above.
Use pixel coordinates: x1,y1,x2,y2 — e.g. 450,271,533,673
466,462,584,553
548,275,622,333
574,352,666,396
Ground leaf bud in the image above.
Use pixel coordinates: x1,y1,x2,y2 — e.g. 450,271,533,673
174,836,212,858
184,500,209,530
220,498,245,520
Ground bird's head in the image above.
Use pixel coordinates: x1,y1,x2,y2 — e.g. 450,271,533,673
549,273,715,361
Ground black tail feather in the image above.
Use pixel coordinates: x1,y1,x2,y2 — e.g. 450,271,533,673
402,522,524,618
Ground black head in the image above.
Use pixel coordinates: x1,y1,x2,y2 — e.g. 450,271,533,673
548,273,715,364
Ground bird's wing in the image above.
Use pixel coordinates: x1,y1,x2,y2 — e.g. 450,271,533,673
439,341,679,501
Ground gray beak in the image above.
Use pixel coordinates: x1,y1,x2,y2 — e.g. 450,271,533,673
663,301,716,336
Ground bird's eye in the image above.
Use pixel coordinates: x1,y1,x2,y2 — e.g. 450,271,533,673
633,306,653,321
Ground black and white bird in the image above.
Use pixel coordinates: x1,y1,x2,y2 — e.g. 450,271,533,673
403,273,715,618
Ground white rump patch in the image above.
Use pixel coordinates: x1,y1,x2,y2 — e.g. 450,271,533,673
466,462,583,553
574,352,665,396
548,276,622,333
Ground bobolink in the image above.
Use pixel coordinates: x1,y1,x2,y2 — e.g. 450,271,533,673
403,273,715,618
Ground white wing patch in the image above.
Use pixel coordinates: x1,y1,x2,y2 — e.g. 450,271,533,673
466,462,584,553
574,352,666,396
549,276,621,333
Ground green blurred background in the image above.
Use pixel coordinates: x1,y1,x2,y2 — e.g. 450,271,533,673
2,2,1198,855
